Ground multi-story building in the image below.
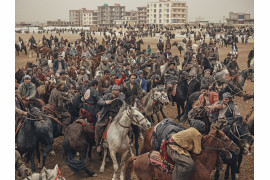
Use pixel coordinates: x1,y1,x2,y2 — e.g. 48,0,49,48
226,12,254,25
137,7,147,25
147,0,188,25
98,3,125,26
69,8,98,26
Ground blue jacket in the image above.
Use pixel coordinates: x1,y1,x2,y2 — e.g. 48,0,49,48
53,60,66,74
136,70,147,91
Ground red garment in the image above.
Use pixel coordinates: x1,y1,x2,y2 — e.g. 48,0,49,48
35,73,47,81
197,92,219,106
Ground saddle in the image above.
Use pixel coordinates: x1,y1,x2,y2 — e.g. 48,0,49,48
75,119,95,131
149,139,175,174
42,104,61,125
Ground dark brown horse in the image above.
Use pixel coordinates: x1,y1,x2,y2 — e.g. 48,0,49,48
124,127,239,180
62,119,97,177
172,41,185,57
15,68,25,83
39,47,53,59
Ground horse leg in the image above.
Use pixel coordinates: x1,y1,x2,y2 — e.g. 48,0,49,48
160,106,167,119
30,151,36,172
236,151,243,179
214,169,220,180
180,101,185,118
156,113,161,123
99,146,108,172
120,149,130,180
224,164,230,180
176,102,181,121
132,126,139,156
150,115,155,125
36,141,41,169
109,149,119,180
231,161,237,180
42,144,52,168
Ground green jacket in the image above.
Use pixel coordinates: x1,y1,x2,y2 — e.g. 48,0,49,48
18,82,36,99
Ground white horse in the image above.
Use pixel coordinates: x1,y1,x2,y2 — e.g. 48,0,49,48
94,66,104,80
24,164,65,180
214,68,230,87
100,103,151,180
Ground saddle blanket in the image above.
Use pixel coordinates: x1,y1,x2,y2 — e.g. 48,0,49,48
149,150,175,174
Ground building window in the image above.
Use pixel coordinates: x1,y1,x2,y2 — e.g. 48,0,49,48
154,19,156,23
167,14,169,18
159,14,162,18
167,9,169,13
159,9,162,13
154,4,156,8
167,20,169,23
154,14,156,18
159,19,162,23
159,4,162,7
167,3,169,7
154,9,156,13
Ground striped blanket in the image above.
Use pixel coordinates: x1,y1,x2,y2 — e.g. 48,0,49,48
149,150,175,174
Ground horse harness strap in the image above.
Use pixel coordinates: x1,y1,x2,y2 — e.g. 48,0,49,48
203,134,233,152
15,119,24,137
46,114,62,125
229,123,251,142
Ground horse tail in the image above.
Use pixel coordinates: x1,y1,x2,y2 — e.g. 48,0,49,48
124,156,136,180
62,138,86,171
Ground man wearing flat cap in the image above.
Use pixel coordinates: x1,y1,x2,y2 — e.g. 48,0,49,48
201,69,216,91
18,75,36,101
56,70,79,93
210,92,242,129
82,80,101,123
53,55,66,75
76,66,89,90
164,62,179,101
38,53,50,74
95,85,123,152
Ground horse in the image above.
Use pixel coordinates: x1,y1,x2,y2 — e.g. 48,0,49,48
124,127,239,180
62,119,97,177
16,43,27,56
66,66,78,80
36,80,56,104
99,102,151,180
15,68,25,83
172,41,186,57
30,44,39,58
245,106,254,135
39,47,53,59
214,68,230,87
157,42,164,54
24,164,65,180
34,107,62,169
214,118,254,180
94,66,104,80
135,39,144,52
173,71,189,120
16,107,43,172
183,91,203,121
188,106,211,135
142,87,169,125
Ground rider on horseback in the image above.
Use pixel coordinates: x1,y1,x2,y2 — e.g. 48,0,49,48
164,62,179,102
95,85,123,153
48,81,72,135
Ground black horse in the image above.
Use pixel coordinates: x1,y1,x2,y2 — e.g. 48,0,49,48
187,74,203,97
157,42,164,54
135,39,144,52
67,94,83,123
16,107,42,172
173,71,188,121
214,118,254,180
182,91,203,121
34,108,62,169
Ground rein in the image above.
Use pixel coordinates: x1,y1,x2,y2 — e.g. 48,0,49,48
229,123,251,143
118,108,146,129
203,134,233,152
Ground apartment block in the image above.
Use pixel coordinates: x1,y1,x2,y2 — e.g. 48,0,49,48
98,3,125,26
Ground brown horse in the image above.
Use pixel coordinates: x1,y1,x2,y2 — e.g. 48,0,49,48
62,119,97,177
67,66,78,80
36,80,56,104
124,127,240,180
172,41,185,57
141,126,155,154
39,47,53,59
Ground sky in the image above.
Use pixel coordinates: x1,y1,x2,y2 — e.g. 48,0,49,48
15,0,254,23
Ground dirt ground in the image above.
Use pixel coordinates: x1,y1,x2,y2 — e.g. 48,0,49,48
15,32,254,180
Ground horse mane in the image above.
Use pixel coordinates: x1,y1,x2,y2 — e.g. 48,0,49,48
114,102,128,123
142,90,153,107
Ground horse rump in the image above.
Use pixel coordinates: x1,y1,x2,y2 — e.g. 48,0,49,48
62,139,86,171
124,156,136,180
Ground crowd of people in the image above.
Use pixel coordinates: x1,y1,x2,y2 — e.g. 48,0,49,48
15,24,254,179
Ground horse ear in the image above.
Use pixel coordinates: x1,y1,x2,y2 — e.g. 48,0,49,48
54,164,59,170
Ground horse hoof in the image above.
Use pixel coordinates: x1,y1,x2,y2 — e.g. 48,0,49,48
100,167,105,172
50,150,56,156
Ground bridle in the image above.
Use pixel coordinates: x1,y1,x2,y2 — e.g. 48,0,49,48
203,133,234,153
229,122,251,150
37,166,64,180
118,108,147,129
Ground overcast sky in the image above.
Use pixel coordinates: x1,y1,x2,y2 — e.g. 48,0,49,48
15,0,254,23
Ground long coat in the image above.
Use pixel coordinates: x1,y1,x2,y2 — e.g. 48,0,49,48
18,82,36,99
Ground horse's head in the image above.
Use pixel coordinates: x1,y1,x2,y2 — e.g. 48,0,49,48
230,119,254,155
247,68,254,82
172,42,177,46
28,107,44,121
40,164,65,180
127,105,151,130
207,126,240,157
157,88,169,105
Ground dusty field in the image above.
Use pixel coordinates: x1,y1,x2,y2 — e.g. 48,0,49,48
15,32,254,180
